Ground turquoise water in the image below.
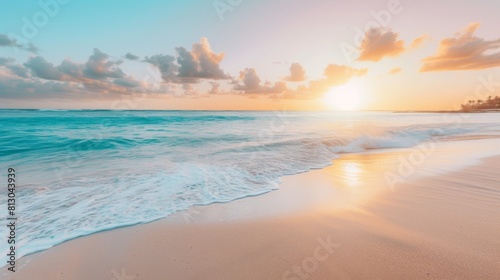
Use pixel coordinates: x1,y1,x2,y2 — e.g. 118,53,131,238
1,110,499,258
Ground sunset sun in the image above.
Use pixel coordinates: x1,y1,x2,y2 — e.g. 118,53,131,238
324,82,362,111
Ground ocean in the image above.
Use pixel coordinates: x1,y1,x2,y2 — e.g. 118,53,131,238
1,110,499,258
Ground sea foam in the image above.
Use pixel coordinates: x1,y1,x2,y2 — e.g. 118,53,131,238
0,110,499,259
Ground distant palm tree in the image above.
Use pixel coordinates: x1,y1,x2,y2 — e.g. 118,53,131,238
460,96,500,111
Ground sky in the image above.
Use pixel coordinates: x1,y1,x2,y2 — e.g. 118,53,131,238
0,0,499,111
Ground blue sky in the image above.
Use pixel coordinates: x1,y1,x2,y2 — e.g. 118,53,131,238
1,1,214,63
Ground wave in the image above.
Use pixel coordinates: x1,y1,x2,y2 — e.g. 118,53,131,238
0,112,497,259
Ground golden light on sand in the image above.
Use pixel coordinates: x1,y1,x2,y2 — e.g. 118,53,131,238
341,162,362,187
324,82,362,111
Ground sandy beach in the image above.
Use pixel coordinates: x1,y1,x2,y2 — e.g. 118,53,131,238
4,139,500,280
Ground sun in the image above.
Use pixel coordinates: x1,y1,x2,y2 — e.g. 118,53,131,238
323,82,362,111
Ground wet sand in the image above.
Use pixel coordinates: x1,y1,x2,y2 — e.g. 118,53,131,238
4,143,500,280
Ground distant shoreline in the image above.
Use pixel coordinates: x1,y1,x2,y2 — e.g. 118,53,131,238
395,109,500,113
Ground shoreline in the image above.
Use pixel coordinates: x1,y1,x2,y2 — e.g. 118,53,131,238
3,139,500,279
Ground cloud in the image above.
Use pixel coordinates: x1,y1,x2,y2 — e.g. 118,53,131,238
1,37,368,101
181,84,198,96
24,56,63,80
24,49,146,92
24,56,83,82
0,57,30,78
231,64,366,99
124,52,139,60
234,68,260,92
3,39,228,99
0,75,84,98
58,59,85,79
6,64,30,78
264,81,288,94
0,34,23,49
142,38,230,84
0,57,15,65
234,68,287,94
143,54,179,83
294,64,367,98
285,63,306,82
84,48,125,79
358,28,405,62
323,64,367,84
20,50,154,95
25,43,38,53
0,34,37,53
420,23,500,72
25,49,128,83
114,78,141,88
175,37,228,82
207,81,229,95
208,82,222,95
388,67,402,74
409,35,429,49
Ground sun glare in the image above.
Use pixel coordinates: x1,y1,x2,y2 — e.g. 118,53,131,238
324,82,362,111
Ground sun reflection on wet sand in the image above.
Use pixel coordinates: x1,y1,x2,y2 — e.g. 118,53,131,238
340,162,362,187
318,151,408,207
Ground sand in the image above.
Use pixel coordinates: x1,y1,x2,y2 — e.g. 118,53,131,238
3,144,500,280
